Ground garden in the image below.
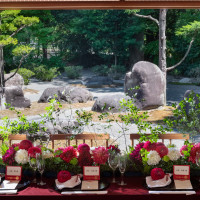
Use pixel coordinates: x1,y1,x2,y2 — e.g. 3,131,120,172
1,9,200,195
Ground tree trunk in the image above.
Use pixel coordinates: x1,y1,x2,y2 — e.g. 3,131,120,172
159,9,167,106
114,54,117,66
0,45,4,93
42,44,48,61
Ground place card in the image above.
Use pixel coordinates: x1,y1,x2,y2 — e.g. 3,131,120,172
83,166,100,180
173,165,190,180
174,180,193,190
81,180,99,190
5,166,22,181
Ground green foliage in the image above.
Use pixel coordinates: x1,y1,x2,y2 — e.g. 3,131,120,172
110,65,126,79
164,91,200,139
0,10,39,46
92,65,110,76
10,68,35,85
12,45,33,57
34,65,60,81
176,21,200,39
64,66,83,79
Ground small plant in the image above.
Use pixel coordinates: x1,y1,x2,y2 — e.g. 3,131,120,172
164,91,200,140
10,68,35,85
64,66,83,79
34,65,60,81
91,65,110,76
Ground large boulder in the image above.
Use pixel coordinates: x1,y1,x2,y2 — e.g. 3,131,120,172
82,76,113,88
5,86,31,108
92,94,131,113
38,86,93,103
5,73,24,88
124,61,165,110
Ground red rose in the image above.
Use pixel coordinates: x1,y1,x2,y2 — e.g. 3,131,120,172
28,147,41,158
57,170,71,183
19,140,33,151
151,168,165,180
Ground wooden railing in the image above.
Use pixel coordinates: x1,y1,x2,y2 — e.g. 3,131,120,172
50,133,110,149
130,133,189,147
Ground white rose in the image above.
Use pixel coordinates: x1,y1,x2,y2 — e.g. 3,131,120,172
147,150,161,166
168,148,180,161
15,149,28,165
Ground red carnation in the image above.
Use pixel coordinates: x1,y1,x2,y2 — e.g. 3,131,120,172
78,144,90,153
28,147,41,158
151,168,165,180
143,141,157,151
156,145,168,158
19,140,33,151
57,170,71,183
60,146,77,163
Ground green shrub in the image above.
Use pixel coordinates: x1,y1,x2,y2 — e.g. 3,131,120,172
91,65,110,76
187,67,200,78
34,65,60,81
10,68,35,85
110,65,126,79
64,66,83,79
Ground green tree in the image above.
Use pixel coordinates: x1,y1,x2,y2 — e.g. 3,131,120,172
0,10,39,94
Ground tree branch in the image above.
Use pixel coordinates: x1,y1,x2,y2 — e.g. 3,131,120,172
4,53,29,83
133,13,159,26
9,25,26,38
167,38,194,72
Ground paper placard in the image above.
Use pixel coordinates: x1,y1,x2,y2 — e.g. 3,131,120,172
83,166,100,180
81,180,99,190
173,165,190,180
5,166,22,181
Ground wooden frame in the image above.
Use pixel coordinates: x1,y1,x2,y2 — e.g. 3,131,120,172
0,1,200,10
0,134,27,146
130,133,189,147
50,133,110,149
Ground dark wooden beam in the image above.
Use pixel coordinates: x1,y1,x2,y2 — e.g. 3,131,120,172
0,1,200,10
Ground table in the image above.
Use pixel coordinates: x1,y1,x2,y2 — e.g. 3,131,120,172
1,177,200,200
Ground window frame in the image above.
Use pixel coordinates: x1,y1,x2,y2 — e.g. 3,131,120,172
0,0,200,10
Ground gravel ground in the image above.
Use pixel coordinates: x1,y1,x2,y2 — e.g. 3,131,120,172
2,71,200,150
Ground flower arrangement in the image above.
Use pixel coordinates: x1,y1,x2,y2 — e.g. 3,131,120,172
129,140,200,175
1,139,200,177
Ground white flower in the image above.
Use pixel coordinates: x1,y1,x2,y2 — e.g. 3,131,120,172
167,148,180,161
42,150,54,159
15,149,28,165
147,150,161,166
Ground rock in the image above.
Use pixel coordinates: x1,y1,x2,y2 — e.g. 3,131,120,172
42,120,83,135
38,86,93,103
179,78,192,84
5,73,24,88
82,76,113,88
92,94,131,113
5,86,31,108
124,61,165,110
